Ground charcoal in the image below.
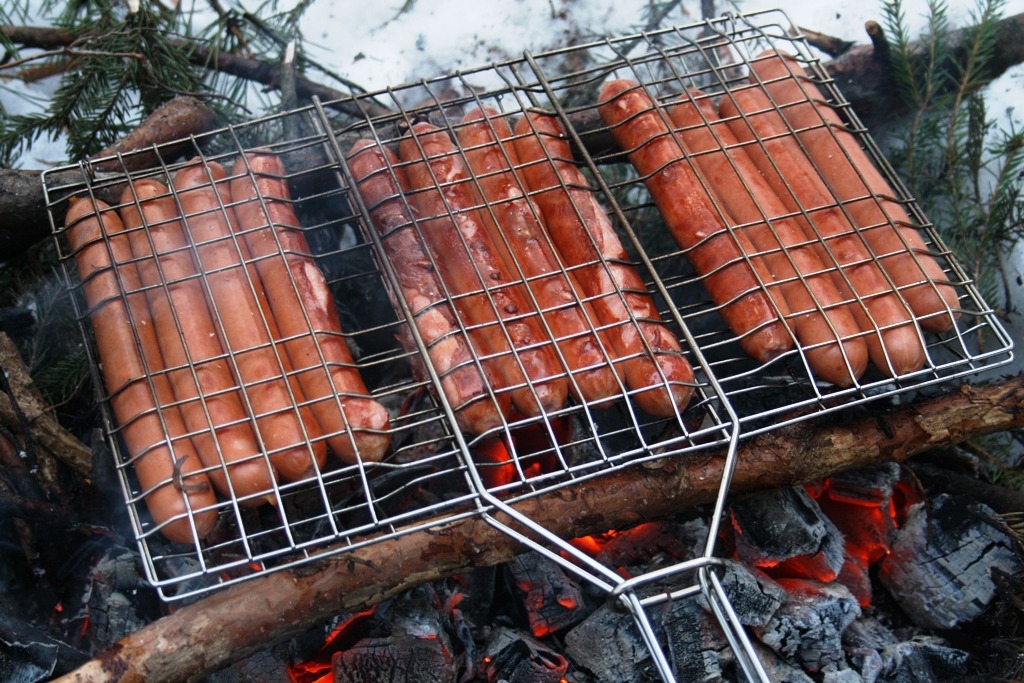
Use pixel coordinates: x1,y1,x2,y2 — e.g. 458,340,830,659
333,587,457,683
205,646,293,683
0,627,55,683
563,603,659,683
704,560,786,628
590,518,709,568
84,548,149,651
816,464,903,569
482,626,568,683
757,579,861,673
509,551,588,637
748,640,816,683
876,637,969,683
662,598,727,682
841,615,899,652
731,486,846,582
332,635,457,683
878,493,1023,629
821,665,864,683
825,463,902,502
846,648,885,683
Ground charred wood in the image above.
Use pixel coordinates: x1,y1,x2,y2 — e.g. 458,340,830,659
730,487,846,582
878,493,1023,630
49,374,1024,683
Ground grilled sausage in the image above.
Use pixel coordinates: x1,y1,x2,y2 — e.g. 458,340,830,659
457,106,620,407
117,178,276,504
748,49,960,333
346,139,510,435
229,151,392,462
719,84,927,377
66,197,219,543
399,122,569,418
512,110,695,417
597,79,794,365
173,159,327,481
669,89,869,386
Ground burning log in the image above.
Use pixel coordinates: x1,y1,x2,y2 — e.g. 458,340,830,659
508,551,588,638
730,487,846,583
50,374,1024,683
483,627,568,683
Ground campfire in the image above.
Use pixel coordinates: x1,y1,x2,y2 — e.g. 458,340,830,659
1,9,1021,683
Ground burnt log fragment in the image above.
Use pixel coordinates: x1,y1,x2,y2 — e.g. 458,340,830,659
661,598,729,683
563,604,660,683
756,580,861,673
508,551,588,637
706,561,787,629
332,588,458,683
481,627,568,683
878,493,1023,630
730,486,846,583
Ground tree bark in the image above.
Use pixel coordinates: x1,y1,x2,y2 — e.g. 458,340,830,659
51,374,1024,683
0,95,218,259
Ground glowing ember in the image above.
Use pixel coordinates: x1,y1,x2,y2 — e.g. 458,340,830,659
287,607,377,683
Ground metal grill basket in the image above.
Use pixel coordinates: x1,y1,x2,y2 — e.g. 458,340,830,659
44,9,1013,682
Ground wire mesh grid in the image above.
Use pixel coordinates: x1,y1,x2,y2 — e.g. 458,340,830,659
43,8,1012,681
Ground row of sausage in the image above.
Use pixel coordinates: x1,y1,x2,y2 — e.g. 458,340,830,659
66,153,391,543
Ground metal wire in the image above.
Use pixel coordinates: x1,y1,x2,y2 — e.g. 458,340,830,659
44,8,1013,682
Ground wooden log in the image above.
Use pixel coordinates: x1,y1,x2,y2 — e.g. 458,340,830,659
52,374,1024,683
823,12,1024,124
0,95,218,258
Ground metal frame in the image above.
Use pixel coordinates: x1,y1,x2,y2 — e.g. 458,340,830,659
43,9,1013,682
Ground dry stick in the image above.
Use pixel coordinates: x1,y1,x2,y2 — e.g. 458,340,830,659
53,374,1024,683
0,333,92,478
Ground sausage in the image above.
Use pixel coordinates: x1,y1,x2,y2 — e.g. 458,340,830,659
65,196,218,543
456,106,620,407
748,49,960,333
398,121,569,418
512,110,695,417
346,139,510,435
229,151,392,462
719,84,928,377
117,178,276,504
597,79,795,365
173,159,327,481
668,89,869,386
